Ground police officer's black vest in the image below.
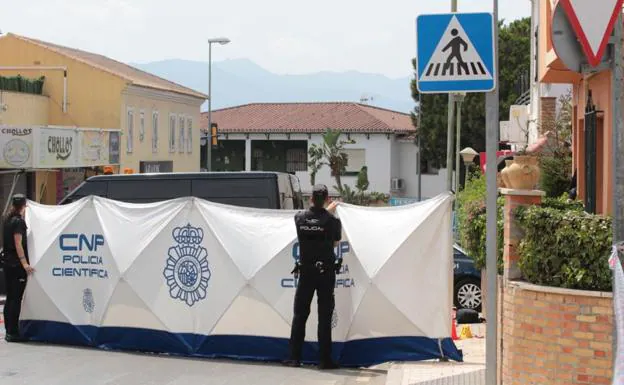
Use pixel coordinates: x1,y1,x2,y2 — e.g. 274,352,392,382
295,208,335,264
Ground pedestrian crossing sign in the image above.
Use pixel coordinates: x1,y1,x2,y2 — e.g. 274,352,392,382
416,12,496,94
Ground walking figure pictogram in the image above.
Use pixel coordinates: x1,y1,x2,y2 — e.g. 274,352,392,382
441,29,469,75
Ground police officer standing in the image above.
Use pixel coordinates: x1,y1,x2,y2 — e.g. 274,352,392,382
2,194,34,342
285,184,342,370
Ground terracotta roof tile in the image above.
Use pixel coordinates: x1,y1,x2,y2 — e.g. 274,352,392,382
5,33,207,100
202,102,416,134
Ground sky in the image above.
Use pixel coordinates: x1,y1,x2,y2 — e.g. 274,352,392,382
0,0,530,79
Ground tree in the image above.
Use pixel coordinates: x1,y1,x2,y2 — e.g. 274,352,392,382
308,131,388,206
410,17,532,169
307,128,354,191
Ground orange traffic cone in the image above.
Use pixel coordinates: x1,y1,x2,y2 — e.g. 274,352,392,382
451,316,459,340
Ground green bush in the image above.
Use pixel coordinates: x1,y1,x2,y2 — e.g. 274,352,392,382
515,201,612,291
456,171,504,271
538,150,573,198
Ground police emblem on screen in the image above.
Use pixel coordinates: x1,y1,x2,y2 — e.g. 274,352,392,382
163,223,211,307
83,288,94,313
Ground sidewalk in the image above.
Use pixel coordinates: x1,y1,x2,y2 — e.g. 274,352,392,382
386,324,486,385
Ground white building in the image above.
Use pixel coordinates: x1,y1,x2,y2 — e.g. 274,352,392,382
202,102,449,200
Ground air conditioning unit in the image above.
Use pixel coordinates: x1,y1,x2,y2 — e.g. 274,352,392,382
391,178,405,191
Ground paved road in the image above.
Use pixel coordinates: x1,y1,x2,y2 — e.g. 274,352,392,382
0,303,486,385
0,339,392,385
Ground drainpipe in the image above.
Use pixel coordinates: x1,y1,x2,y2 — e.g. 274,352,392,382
0,66,68,113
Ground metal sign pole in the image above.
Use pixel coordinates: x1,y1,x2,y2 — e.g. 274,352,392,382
611,11,623,380
613,0,624,277
485,0,499,384
417,93,423,201
446,0,458,192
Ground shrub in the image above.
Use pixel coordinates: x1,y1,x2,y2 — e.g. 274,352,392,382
456,171,504,271
538,150,573,198
515,201,612,291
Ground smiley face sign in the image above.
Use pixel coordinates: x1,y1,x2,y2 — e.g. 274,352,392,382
4,139,31,166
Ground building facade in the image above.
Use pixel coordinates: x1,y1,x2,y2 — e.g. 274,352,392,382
202,102,449,199
535,0,619,215
0,33,207,176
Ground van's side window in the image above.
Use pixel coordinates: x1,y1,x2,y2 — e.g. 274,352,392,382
108,180,191,203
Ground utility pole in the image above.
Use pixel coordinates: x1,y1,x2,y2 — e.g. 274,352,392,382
485,1,499,384
455,93,465,191
207,42,213,171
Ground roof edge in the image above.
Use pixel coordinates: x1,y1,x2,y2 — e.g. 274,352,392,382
6,33,207,100
206,101,412,116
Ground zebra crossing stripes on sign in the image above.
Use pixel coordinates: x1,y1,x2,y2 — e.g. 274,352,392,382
416,12,496,93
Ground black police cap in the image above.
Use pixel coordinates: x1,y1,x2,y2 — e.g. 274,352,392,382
12,193,26,206
312,184,328,199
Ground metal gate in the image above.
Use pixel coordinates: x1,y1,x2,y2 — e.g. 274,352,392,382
584,91,598,214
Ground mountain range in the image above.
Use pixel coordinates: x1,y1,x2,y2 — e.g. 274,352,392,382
131,59,416,113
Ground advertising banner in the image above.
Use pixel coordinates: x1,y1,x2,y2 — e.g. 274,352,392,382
36,127,78,168
80,130,112,166
20,193,460,366
0,126,34,168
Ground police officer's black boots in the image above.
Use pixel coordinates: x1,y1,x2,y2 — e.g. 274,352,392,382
282,359,301,367
319,359,339,370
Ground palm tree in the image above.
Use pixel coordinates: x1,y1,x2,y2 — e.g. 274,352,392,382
308,128,354,192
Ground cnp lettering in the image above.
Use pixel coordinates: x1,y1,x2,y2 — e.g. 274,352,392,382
60,234,104,251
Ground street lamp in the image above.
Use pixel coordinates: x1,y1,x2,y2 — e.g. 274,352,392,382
459,147,478,189
206,37,230,172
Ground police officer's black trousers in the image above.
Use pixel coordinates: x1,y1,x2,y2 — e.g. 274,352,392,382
288,264,336,362
3,265,26,336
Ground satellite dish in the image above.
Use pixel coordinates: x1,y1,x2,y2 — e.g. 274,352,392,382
551,2,609,73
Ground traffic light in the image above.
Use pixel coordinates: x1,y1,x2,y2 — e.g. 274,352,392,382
211,123,218,147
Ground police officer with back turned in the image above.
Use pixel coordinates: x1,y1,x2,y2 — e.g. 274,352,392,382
285,184,342,370
2,194,34,342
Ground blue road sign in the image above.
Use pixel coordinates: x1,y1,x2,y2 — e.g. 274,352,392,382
416,12,496,93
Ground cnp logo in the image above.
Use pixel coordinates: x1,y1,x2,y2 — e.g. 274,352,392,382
59,234,104,251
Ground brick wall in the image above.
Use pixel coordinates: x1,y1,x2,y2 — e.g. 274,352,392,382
539,96,557,135
501,281,613,385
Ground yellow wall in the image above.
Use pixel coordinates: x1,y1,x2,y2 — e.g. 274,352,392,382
35,170,57,204
0,90,48,125
0,34,205,172
0,34,126,129
121,87,202,172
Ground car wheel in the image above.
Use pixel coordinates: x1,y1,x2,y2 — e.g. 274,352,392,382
454,278,482,312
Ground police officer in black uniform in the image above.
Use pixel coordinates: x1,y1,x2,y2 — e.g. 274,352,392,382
1,194,34,342
285,184,342,370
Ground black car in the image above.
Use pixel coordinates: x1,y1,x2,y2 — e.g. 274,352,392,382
453,244,482,312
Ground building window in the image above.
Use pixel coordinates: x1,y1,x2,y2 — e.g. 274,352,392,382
187,117,193,153
169,114,176,152
126,108,134,153
286,148,307,172
179,115,185,153
152,110,159,153
139,111,145,142
342,149,365,175
252,148,264,171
